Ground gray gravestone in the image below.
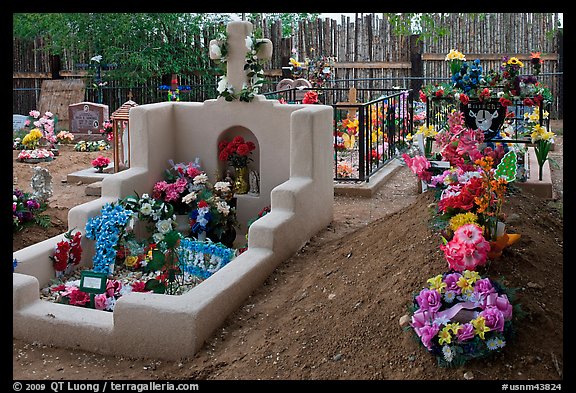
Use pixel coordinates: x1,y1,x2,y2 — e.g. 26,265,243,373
13,114,28,132
68,102,109,140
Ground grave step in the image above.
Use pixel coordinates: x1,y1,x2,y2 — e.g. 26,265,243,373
85,181,102,196
334,158,404,197
515,146,553,199
66,163,114,184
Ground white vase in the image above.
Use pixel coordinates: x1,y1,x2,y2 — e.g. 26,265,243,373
497,221,506,238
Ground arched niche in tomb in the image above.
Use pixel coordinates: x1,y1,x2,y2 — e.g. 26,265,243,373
216,126,260,192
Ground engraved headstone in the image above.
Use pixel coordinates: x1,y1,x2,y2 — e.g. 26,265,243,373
13,114,28,132
68,102,109,141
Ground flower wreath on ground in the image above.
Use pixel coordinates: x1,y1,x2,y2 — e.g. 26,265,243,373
408,270,518,367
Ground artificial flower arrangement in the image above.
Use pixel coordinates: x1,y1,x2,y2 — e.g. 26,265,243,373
50,230,83,278
420,50,553,109
56,130,75,144
13,188,50,231
408,270,517,367
98,120,114,142
334,117,359,151
74,140,110,152
17,148,54,162
401,108,526,366
238,205,271,254
92,155,111,172
152,159,205,215
218,136,256,169
22,109,58,147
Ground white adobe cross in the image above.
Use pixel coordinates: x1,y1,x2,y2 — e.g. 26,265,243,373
209,21,273,94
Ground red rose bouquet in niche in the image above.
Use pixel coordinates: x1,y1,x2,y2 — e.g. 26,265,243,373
218,136,256,194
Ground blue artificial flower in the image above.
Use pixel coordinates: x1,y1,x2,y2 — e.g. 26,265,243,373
13,258,18,273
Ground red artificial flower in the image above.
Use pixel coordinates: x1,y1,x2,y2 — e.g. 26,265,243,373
246,141,256,151
232,135,245,145
478,88,491,101
419,90,427,103
52,284,66,292
533,94,544,105
197,200,209,209
302,90,319,104
237,143,251,156
186,165,202,179
67,288,90,306
131,281,148,292
218,150,230,162
523,98,535,106
435,89,444,98
459,94,470,105
499,97,513,107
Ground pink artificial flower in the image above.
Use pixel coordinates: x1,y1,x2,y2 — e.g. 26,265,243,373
29,110,40,118
453,224,485,246
94,293,109,310
106,280,122,298
130,281,148,292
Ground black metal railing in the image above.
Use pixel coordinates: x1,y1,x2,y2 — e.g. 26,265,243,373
263,87,414,182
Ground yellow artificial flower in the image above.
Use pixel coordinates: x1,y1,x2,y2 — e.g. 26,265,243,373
406,133,413,141
445,322,461,335
449,212,479,232
507,57,524,67
457,276,474,295
438,327,452,345
125,255,138,267
427,274,447,293
471,316,491,339
289,58,301,68
463,270,481,284
416,125,437,138
445,49,466,61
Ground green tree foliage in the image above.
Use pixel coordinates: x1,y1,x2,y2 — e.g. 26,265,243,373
13,13,232,84
13,13,318,85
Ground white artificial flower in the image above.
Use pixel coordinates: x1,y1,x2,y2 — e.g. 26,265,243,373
245,36,253,51
182,192,197,204
217,76,229,93
193,173,208,185
91,54,103,63
156,219,173,234
216,201,230,216
210,43,222,59
497,91,504,98
140,203,152,216
152,232,164,243
214,181,231,193
442,345,454,362
141,193,150,199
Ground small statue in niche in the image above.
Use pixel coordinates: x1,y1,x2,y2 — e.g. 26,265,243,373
30,166,53,203
248,170,259,196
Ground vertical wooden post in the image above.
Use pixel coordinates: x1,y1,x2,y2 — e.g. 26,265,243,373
280,37,292,78
410,34,423,94
50,54,61,80
556,29,563,119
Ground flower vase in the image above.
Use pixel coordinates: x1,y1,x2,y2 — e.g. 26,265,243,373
95,167,104,173
175,214,191,235
424,137,434,159
234,166,249,194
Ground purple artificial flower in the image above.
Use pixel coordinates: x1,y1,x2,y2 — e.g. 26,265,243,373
444,273,463,294
493,294,513,320
479,306,505,332
456,323,476,342
474,278,496,298
415,288,443,313
419,323,440,350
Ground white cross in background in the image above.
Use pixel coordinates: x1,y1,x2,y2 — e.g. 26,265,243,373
209,21,273,95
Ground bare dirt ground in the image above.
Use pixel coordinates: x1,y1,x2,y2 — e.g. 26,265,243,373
12,121,564,383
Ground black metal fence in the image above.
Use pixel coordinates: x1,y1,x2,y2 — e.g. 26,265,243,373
263,86,414,182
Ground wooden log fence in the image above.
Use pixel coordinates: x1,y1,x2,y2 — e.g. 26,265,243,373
13,13,562,118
